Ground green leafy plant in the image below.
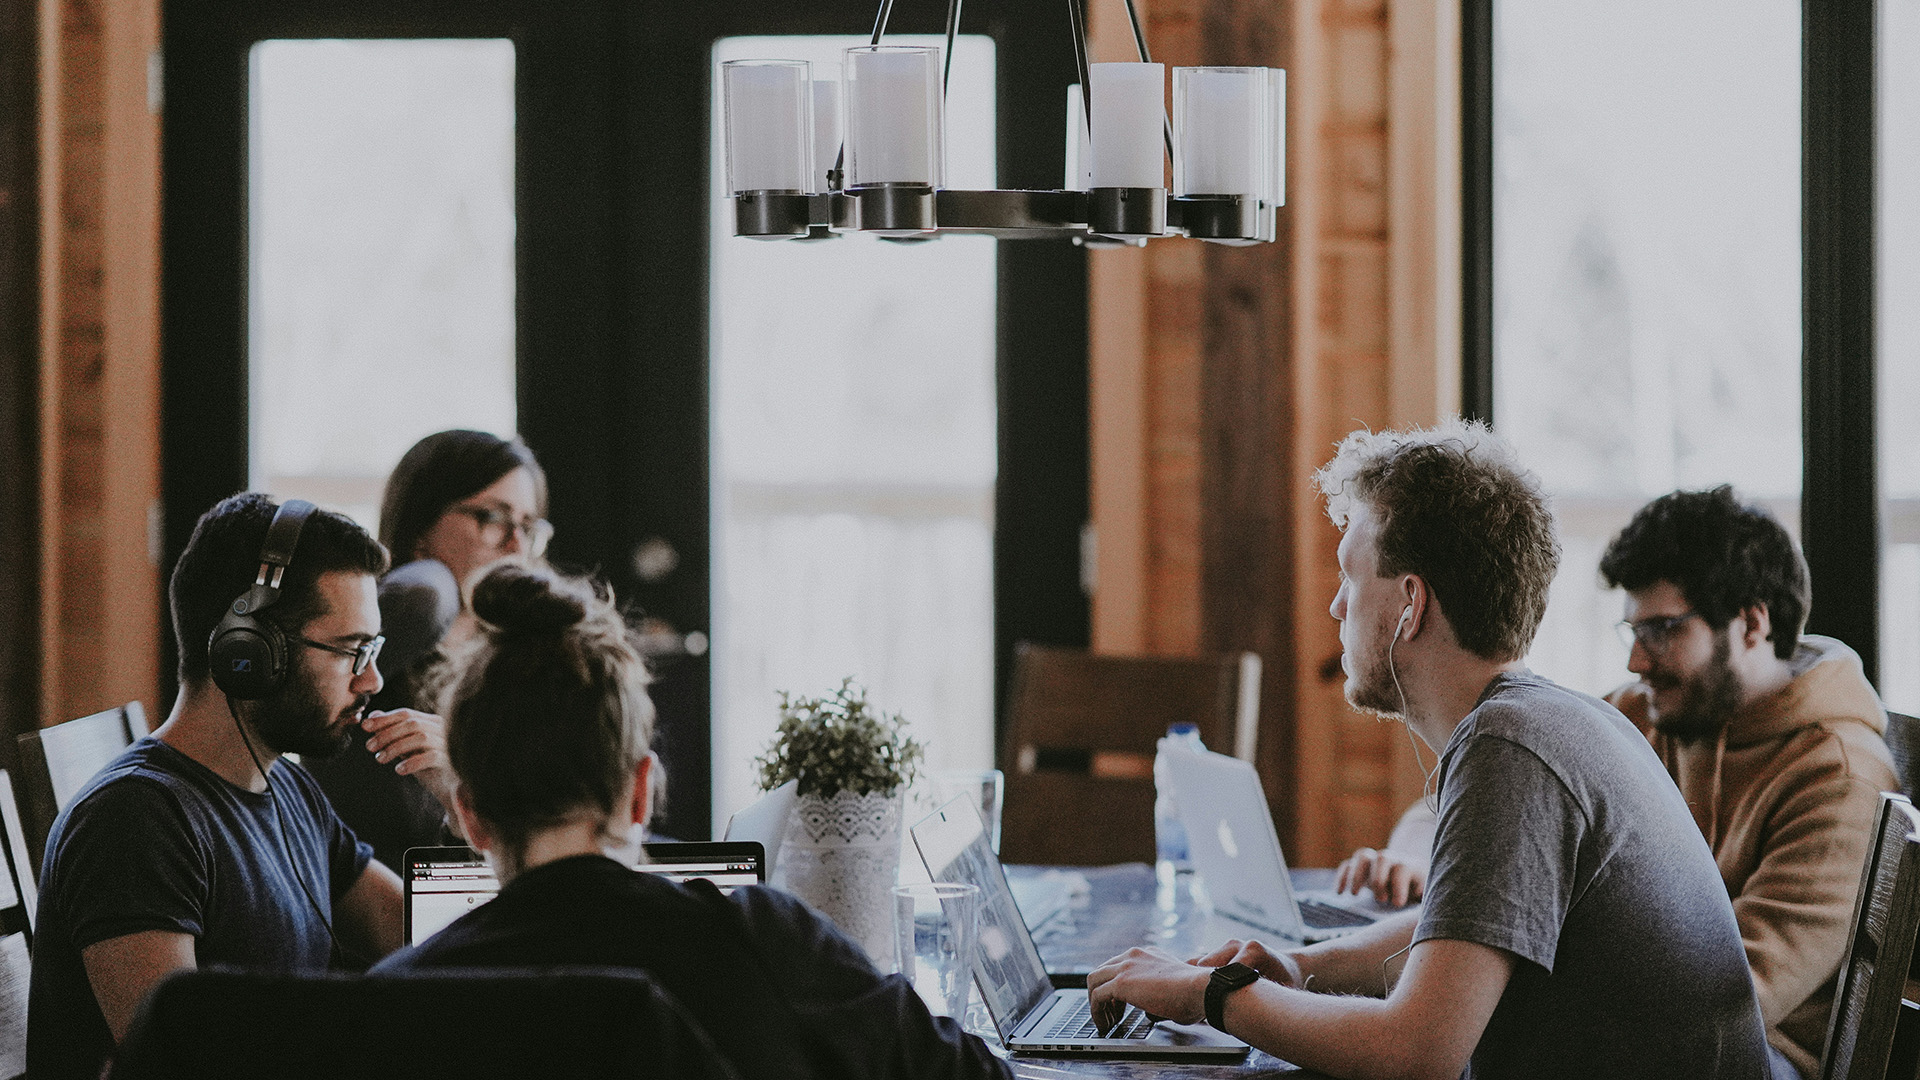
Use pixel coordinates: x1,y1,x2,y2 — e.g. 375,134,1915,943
755,679,924,798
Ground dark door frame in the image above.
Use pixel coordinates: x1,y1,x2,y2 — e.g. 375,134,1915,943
1460,0,1881,682
161,0,1089,837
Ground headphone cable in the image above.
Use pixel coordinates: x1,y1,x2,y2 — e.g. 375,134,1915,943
226,697,364,969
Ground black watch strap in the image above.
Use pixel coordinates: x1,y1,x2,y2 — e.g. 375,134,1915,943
1205,962,1261,1031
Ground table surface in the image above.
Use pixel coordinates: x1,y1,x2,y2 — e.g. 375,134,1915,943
990,864,1356,1078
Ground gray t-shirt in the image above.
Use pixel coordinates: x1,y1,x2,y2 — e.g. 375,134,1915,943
1418,672,1768,1080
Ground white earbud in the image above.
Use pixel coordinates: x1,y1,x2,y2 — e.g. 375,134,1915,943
1397,606,1413,638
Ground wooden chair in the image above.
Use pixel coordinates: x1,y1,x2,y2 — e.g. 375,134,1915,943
997,643,1261,866
1883,711,1920,798
1819,792,1920,1080
15,701,149,873
109,968,742,1080
0,772,35,1080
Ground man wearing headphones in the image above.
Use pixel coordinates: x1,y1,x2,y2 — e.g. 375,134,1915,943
27,493,457,1080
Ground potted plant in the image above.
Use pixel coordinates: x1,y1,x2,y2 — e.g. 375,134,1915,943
755,679,924,963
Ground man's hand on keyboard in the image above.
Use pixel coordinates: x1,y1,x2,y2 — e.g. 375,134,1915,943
1086,946,1212,1034
1333,846,1429,907
1191,938,1304,989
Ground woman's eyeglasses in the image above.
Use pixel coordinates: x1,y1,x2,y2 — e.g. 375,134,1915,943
448,503,554,558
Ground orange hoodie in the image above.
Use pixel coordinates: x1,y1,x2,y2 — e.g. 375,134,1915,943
1608,635,1896,1078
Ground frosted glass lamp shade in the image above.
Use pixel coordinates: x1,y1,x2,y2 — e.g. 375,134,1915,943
1089,62,1165,190
811,75,843,193
844,46,944,188
722,60,813,194
1267,68,1287,207
1064,84,1092,191
1173,66,1269,198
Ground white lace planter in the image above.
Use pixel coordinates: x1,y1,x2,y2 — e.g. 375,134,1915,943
774,788,903,966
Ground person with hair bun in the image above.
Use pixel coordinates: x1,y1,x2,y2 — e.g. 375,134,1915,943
372,563,1010,1080
310,429,551,872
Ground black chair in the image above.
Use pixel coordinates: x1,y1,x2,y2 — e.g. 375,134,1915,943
1819,792,1920,1080
1883,711,1920,798
110,967,743,1080
15,701,148,872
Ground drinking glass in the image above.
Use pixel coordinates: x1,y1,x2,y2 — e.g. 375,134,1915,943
934,768,1005,853
893,882,980,1018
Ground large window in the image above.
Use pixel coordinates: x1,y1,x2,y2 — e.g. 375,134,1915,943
248,39,518,529
1491,0,1802,696
708,36,998,830
1882,0,1920,715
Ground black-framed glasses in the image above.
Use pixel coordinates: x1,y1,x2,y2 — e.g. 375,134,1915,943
295,634,385,676
1615,612,1702,654
448,503,554,557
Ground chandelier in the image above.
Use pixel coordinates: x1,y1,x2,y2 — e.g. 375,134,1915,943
720,0,1285,245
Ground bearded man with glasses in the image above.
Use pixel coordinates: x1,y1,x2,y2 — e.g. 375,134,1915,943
1595,484,1896,1080
27,494,458,1080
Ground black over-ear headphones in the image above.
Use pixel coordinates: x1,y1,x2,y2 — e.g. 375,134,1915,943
208,499,317,700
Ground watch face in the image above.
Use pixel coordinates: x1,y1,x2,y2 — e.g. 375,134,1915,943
1216,962,1259,987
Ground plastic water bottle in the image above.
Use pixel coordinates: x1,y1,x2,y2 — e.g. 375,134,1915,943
1153,723,1206,914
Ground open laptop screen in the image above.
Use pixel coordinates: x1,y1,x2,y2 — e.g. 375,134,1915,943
403,841,766,946
910,797,1055,1032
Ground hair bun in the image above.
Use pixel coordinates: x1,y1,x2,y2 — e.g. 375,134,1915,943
471,563,589,636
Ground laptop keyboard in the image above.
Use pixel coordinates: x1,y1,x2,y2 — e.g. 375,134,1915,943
1044,996,1154,1040
1298,897,1375,930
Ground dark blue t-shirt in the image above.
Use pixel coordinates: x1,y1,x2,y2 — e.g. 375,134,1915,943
27,736,373,1080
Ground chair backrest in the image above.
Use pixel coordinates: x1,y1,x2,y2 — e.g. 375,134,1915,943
998,643,1261,866
1883,712,1920,797
109,967,743,1080
1820,792,1920,1080
15,702,148,872
0,773,34,1080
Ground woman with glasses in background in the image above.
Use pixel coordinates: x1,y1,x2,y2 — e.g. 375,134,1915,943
309,428,552,874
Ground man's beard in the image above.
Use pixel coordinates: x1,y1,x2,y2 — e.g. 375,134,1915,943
1649,633,1745,743
247,671,365,760
1344,631,1405,719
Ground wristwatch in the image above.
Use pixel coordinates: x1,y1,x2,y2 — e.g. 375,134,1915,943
1205,962,1261,1032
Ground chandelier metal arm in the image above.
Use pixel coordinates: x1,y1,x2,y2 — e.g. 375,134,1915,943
1119,0,1151,62
942,0,963,91
869,0,897,44
1067,0,1093,134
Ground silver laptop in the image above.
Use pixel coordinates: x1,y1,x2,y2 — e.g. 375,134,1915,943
911,796,1248,1060
1164,748,1388,942
722,779,798,877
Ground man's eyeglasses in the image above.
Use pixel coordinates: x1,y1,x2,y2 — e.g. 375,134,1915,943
1615,612,1702,654
295,634,385,676
449,503,554,558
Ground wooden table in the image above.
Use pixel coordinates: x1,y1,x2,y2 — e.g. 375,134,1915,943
991,863,1335,1078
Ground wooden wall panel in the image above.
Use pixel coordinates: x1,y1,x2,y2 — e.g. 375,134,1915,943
35,0,162,731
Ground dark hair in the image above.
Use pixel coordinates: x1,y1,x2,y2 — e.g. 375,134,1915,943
379,430,548,568
1599,485,1808,660
1316,420,1561,662
437,563,654,863
171,492,390,683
